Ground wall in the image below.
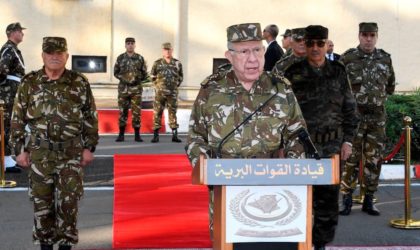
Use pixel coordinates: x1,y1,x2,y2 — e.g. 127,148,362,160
1,0,418,101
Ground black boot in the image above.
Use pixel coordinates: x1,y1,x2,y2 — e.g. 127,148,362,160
362,193,380,216
172,129,182,143
115,126,125,142
339,193,353,216
134,128,143,142
40,244,53,250
58,245,72,250
314,244,326,250
151,129,159,143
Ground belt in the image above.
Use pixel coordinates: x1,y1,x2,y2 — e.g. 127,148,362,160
310,128,343,144
35,136,81,151
6,75,21,82
358,105,384,115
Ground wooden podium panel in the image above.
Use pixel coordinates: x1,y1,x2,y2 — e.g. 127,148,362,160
192,155,340,250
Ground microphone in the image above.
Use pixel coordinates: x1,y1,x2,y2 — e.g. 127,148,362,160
216,79,279,158
297,128,321,160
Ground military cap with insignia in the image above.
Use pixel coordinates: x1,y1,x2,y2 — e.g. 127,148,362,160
6,22,26,34
226,23,263,42
125,37,135,43
42,37,68,53
359,22,378,32
162,42,172,50
305,25,329,40
291,28,306,40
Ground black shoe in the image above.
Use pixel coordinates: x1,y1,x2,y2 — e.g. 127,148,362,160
171,129,182,143
5,166,22,173
362,194,380,216
115,134,124,142
151,129,159,143
314,245,326,250
58,245,72,250
339,193,353,216
40,243,53,250
134,128,143,142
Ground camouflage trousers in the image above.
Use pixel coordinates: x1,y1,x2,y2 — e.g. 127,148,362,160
0,80,19,155
117,85,142,128
341,116,386,195
312,140,341,246
152,90,179,130
29,154,84,246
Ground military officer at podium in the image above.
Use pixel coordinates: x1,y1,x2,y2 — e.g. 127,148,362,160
186,22,307,250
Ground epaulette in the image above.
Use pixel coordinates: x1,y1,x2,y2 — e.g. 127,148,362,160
200,65,231,87
377,48,391,57
271,71,291,87
20,71,37,82
70,70,89,82
341,48,357,56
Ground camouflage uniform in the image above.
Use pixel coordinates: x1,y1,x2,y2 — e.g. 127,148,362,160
150,56,183,130
272,53,304,76
340,46,395,195
0,39,25,155
284,25,359,247
9,37,98,247
114,52,147,129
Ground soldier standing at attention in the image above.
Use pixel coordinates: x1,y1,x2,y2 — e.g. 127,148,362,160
186,23,307,250
114,37,147,142
339,22,395,216
150,42,183,143
284,25,359,250
0,22,26,173
9,37,98,250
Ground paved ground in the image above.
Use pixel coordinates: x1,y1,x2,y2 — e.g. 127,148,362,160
2,134,420,250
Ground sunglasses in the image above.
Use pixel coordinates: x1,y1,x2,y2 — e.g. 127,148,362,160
305,40,326,48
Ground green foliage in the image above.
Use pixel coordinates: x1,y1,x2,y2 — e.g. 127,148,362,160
385,90,420,162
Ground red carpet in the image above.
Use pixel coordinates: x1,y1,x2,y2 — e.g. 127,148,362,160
113,154,212,249
98,109,165,134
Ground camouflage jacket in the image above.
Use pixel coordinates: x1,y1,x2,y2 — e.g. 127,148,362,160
284,59,359,144
114,52,147,84
340,46,395,107
272,54,305,76
0,40,25,82
10,68,98,155
186,68,307,167
151,58,183,93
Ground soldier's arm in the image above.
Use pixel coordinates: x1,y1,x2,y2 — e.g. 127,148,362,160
113,56,122,80
139,57,148,82
177,61,183,86
386,59,396,95
280,82,306,159
185,87,211,167
9,80,29,155
81,80,99,151
340,69,359,144
150,61,158,82
0,48,13,76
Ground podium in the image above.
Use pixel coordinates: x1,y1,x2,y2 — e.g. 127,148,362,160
192,154,340,250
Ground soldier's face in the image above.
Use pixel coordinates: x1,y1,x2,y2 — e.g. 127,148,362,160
225,41,265,85
42,51,69,71
282,36,291,49
162,48,173,59
291,37,306,56
359,32,377,53
10,30,24,44
125,42,135,53
305,39,327,66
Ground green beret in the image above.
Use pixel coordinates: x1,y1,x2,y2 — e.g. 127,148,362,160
162,42,172,49
305,25,329,40
6,22,25,34
42,37,68,53
359,22,378,32
227,23,263,43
